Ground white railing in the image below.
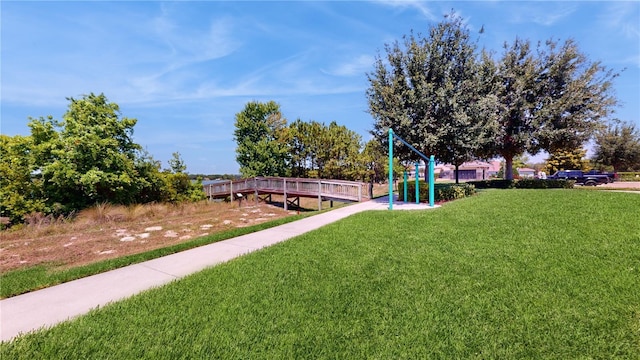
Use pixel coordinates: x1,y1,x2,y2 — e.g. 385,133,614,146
203,177,367,203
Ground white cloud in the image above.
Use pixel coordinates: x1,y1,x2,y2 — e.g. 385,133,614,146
506,3,577,27
373,0,438,21
150,13,241,69
321,55,376,77
2,3,244,109
600,2,640,39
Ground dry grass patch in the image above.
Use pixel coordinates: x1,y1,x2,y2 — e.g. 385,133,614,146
0,199,293,273
0,184,388,276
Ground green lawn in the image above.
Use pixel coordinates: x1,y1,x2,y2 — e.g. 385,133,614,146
2,190,639,358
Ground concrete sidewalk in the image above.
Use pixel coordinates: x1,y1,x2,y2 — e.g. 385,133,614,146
1,196,438,342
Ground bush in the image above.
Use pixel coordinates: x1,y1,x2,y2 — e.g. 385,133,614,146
618,172,640,181
515,179,574,189
468,179,516,189
397,181,476,202
397,180,429,202
161,173,207,203
468,179,573,189
434,186,463,201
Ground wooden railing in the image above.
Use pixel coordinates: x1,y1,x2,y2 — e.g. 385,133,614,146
203,177,368,204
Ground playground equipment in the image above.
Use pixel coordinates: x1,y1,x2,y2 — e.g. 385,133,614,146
388,129,435,210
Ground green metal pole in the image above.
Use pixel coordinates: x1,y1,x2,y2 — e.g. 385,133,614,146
429,155,435,207
403,171,408,202
415,161,419,204
388,129,393,210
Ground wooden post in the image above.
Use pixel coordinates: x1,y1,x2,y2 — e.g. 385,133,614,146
254,177,258,205
318,180,322,210
283,178,288,211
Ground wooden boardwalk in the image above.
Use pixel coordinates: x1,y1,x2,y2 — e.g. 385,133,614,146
203,177,370,210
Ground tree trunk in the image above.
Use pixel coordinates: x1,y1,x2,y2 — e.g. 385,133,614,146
504,156,514,180
455,164,460,184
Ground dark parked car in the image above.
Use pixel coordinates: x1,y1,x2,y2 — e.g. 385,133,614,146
585,170,618,183
548,170,610,186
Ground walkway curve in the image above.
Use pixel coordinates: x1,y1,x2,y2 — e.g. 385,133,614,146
0,197,438,342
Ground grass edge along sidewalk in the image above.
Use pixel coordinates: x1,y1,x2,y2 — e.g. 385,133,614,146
0,212,312,299
0,196,434,342
2,190,639,358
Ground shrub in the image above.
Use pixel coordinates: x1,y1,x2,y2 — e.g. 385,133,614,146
436,185,465,201
397,181,476,202
618,172,640,181
397,180,429,202
515,179,574,189
435,183,476,202
468,179,516,189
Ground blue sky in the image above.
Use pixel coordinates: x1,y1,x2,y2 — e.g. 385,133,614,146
2,1,639,174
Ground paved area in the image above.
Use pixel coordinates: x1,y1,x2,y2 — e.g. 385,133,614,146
598,181,640,190
0,196,438,342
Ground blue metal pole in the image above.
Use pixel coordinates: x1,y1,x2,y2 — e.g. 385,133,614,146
403,171,408,202
429,155,435,207
388,129,393,210
415,161,419,204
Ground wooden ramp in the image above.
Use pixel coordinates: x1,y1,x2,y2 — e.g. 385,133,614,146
203,177,370,210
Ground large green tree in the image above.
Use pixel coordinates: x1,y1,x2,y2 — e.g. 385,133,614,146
367,12,494,182
233,101,289,177
285,120,363,181
592,121,640,171
29,93,143,211
360,139,387,183
535,39,618,153
477,39,539,180
317,122,363,181
480,38,618,179
287,119,311,178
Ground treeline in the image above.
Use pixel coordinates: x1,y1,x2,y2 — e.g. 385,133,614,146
233,101,396,182
188,174,239,181
1,93,205,226
366,12,629,180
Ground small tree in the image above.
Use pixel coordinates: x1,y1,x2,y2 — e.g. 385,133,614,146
168,152,187,173
233,101,290,177
592,121,640,171
545,148,589,174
